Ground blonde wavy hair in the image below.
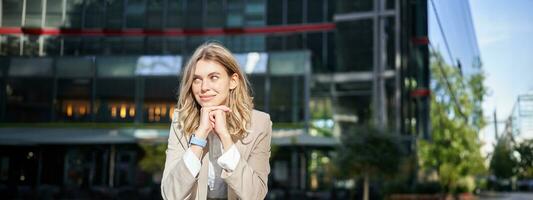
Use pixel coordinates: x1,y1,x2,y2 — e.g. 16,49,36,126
176,42,254,138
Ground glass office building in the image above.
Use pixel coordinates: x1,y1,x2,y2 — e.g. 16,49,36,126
0,0,481,198
428,0,481,77
503,93,533,142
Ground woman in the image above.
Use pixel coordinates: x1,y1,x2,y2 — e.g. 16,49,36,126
161,42,272,200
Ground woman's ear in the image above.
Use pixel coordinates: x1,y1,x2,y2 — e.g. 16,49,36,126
230,73,239,90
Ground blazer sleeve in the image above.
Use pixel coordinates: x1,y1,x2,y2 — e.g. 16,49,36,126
221,118,272,200
160,120,198,200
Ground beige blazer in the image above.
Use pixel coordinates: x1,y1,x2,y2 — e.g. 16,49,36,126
161,109,272,200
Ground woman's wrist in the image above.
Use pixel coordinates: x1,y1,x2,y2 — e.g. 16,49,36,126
220,134,234,151
190,144,204,159
195,127,210,140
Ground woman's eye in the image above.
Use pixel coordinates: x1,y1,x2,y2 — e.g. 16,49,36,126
211,76,219,80
193,78,201,83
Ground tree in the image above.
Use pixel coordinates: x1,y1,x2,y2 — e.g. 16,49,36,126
489,135,517,179
417,51,487,193
336,125,405,200
515,139,533,178
139,143,167,183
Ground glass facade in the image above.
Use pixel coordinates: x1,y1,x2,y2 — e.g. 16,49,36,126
0,52,310,124
428,0,481,77
504,94,533,141
0,0,478,198
0,0,330,126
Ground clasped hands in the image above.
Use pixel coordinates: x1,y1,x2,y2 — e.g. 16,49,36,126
195,105,233,150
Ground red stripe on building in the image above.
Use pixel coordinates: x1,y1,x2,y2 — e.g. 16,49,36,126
410,88,431,98
0,23,335,37
411,37,430,45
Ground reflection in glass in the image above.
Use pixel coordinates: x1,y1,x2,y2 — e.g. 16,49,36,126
270,76,304,123
6,78,53,122
2,0,24,26
249,75,265,111
57,77,92,122
166,0,183,28
143,76,179,123
105,0,124,28
336,0,373,14
206,0,224,27
244,0,265,26
84,0,105,28
144,102,174,123
135,56,182,76
25,0,43,27
336,20,373,72
95,78,135,122
125,0,146,28
60,100,91,120
45,0,64,27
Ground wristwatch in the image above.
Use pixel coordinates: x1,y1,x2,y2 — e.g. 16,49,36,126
189,134,207,148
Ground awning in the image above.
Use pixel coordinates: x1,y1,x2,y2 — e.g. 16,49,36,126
0,127,338,147
0,128,168,145
272,129,338,147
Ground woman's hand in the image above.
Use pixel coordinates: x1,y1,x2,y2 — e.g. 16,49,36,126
196,105,230,140
210,108,234,150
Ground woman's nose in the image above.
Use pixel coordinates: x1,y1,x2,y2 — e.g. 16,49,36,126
201,80,210,91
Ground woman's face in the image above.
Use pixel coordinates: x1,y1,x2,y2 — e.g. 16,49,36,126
191,59,238,107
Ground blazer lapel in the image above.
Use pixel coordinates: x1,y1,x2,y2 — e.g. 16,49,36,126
198,149,209,199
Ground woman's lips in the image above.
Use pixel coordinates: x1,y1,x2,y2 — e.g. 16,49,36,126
199,95,215,101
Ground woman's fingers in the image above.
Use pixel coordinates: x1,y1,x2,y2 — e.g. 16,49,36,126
201,105,231,113
200,105,232,134
209,111,217,128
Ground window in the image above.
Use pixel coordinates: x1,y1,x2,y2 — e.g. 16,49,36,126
336,0,373,14
122,37,144,55
244,0,265,26
165,38,184,54
22,35,40,56
103,37,124,55
2,0,24,26
106,0,124,28
143,77,178,123
6,58,54,122
65,0,84,28
249,74,265,111
44,36,62,56
307,0,324,23
0,36,21,56
166,0,183,28
84,0,105,28
125,0,145,28
25,0,43,27
95,56,136,122
184,0,203,28
63,36,81,55
205,0,224,27
226,0,244,27
146,37,164,55
286,0,302,24
243,35,265,52
82,37,103,55
306,32,327,73
268,52,309,123
266,0,282,25
55,57,94,122
146,0,164,29
336,20,373,72
46,0,64,27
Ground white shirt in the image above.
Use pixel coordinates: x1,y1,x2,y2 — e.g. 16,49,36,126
182,134,241,195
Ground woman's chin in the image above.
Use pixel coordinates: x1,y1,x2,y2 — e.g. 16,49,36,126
199,101,222,107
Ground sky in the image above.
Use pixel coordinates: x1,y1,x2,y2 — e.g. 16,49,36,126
469,0,533,155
